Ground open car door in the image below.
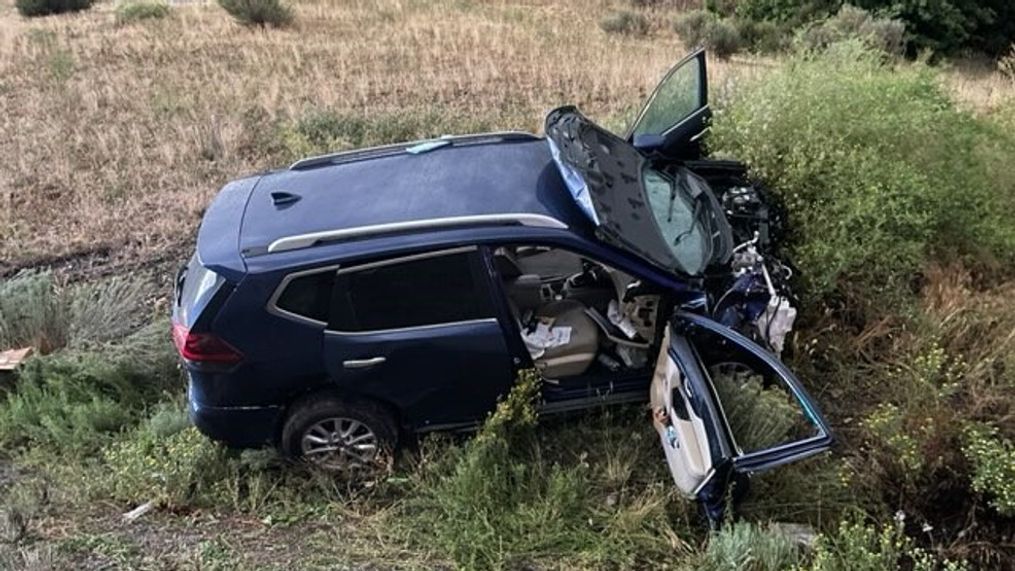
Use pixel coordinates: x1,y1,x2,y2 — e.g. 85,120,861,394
626,49,709,158
651,311,833,524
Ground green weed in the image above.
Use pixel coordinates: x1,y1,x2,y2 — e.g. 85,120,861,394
114,1,170,25
712,42,1015,313
962,423,1015,516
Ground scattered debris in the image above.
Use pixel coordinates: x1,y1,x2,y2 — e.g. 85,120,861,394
122,501,155,523
768,522,818,548
0,347,33,372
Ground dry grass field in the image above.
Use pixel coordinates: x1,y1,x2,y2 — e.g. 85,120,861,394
0,0,761,276
1,0,1008,277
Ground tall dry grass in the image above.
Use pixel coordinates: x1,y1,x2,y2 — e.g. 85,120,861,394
0,0,751,270
0,0,1005,272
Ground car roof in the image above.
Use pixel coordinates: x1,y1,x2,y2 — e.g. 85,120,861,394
235,134,591,260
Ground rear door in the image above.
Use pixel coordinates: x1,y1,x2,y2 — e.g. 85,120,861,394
321,247,516,429
626,49,709,157
651,311,833,519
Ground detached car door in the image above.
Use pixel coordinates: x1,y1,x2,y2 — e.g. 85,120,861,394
626,48,709,157
651,311,833,523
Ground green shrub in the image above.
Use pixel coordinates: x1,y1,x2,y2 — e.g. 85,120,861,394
805,518,968,570
399,371,685,569
704,17,743,58
710,42,1015,310
699,522,801,570
674,9,717,47
0,320,180,455
726,0,1014,56
114,1,169,25
673,10,743,58
146,401,191,438
599,10,649,36
854,0,1014,56
15,0,93,17
103,426,230,507
218,0,292,28
736,17,789,53
962,423,1015,517
732,0,837,27
799,5,907,56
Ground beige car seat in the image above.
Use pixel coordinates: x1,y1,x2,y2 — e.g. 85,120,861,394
531,300,600,378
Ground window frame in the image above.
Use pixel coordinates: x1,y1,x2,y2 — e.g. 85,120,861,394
266,264,342,327
324,246,499,336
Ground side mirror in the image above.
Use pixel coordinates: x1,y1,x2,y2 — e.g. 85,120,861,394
632,133,665,152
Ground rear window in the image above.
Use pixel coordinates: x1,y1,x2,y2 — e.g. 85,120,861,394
274,270,336,323
328,251,493,332
177,255,225,326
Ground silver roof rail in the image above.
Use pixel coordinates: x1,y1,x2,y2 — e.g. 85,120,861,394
288,131,540,170
267,213,568,254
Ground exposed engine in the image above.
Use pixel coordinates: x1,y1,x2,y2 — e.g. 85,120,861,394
689,161,798,354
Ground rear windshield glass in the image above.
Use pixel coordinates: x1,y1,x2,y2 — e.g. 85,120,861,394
178,255,224,326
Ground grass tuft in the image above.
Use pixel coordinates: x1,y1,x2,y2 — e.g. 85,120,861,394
114,1,170,26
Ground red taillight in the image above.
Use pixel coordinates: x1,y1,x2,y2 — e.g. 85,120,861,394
171,322,243,364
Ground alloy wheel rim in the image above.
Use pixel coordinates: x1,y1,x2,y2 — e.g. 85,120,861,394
300,417,380,470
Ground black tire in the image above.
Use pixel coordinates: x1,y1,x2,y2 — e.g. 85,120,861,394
280,395,397,473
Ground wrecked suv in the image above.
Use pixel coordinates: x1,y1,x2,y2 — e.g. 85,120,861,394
172,49,832,522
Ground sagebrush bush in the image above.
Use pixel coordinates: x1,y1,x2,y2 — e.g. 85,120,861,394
799,5,907,56
0,319,179,455
673,9,743,57
0,271,67,353
736,17,788,53
599,11,649,36
218,0,292,28
15,0,92,17
704,18,743,58
699,522,801,570
673,9,716,47
114,1,169,25
0,271,151,353
710,42,1015,310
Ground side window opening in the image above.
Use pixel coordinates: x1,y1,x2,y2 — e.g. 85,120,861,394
493,244,666,380
328,250,494,333
687,327,822,456
274,269,336,324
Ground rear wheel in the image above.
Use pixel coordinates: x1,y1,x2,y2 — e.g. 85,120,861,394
281,396,397,473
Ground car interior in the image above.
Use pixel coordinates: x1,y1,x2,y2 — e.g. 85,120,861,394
492,245,666,380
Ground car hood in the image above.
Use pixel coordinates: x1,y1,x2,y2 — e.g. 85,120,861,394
544,106,731,276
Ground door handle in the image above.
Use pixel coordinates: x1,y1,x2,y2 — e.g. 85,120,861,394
343,356,386,369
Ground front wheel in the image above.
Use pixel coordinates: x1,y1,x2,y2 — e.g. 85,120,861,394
281,396,397,473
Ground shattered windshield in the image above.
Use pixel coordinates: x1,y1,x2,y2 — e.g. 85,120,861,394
643,167,711,275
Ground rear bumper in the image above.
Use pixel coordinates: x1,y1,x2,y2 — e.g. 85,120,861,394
188,385,284,448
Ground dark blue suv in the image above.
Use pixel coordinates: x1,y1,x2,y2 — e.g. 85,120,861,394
172,51,832,519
